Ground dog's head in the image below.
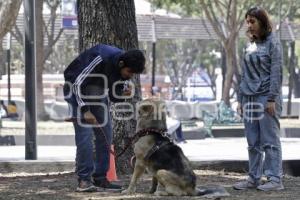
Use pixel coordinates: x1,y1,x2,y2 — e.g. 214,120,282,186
136,98,167,132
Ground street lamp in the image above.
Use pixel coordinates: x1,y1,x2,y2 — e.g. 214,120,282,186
24,0,37,160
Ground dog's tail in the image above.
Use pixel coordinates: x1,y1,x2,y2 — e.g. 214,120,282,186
195,185,230,198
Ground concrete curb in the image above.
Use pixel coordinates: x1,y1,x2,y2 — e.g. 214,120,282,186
0,161,75,174
192,160,300,176
1,127,300,145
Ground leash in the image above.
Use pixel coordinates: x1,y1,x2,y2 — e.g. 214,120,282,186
65,117,116,156
65,117,167,158
116,128,167,158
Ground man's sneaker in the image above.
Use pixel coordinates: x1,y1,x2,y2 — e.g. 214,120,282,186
257,181,284,191
76,180,97,192
233,180,259,190
93,178,122,192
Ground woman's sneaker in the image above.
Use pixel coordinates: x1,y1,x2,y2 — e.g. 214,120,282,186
93,178,122,192
76,180,97,192
233,180,259,190
257,181,284,191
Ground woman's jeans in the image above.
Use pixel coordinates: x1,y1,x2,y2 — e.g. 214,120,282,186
242,95,283,183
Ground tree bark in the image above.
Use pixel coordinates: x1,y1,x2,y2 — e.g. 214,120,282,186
35,0,50,120
293,72,300,98
77,0,141,174
0,39,5,78
287,41,295,116
222,44,235,105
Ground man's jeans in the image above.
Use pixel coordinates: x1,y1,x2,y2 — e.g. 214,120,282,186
242,95,283,183
64,84,112,182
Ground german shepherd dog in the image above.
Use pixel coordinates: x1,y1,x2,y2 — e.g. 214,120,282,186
122,98,229,196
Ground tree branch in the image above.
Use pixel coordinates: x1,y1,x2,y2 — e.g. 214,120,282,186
0,0,22,39
214,0,226,18
200,1,226,41
43,28,64,62
11,24,23,45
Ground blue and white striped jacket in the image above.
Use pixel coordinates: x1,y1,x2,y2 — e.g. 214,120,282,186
64,44,124,106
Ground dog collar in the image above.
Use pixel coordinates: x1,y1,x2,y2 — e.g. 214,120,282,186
135,128,168,138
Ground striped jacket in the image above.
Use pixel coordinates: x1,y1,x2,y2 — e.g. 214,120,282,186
64,44,125,106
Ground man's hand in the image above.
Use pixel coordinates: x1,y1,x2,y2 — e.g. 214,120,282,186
237,102,243,117
122,85,132,96
83,110,97,124
266,101,276,116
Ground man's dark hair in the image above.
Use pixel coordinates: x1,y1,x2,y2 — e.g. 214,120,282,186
119,49,145,73
245,6,272,41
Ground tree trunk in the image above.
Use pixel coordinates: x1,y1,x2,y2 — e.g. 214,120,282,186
221,46,226,94
35,0,49,121
77,0,140,174
293,71,300,98
287,41,295,116
0,39,5,78
222,39,236,105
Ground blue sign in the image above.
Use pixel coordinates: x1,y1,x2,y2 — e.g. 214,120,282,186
62,16,78,29
62,0,77,29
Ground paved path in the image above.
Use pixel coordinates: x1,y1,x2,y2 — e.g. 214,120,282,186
179,138,300,161
1,138,300,162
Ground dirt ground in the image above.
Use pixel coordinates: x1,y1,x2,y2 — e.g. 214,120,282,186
1,170,299,200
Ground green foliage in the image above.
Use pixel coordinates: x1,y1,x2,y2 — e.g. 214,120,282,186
260,0,300,21
151,0,300,21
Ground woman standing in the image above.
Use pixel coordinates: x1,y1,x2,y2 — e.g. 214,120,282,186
233,7,284,191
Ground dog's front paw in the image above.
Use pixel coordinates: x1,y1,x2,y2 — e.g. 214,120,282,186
121,187,135,195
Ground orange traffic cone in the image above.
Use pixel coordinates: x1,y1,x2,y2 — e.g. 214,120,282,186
106,145,118,181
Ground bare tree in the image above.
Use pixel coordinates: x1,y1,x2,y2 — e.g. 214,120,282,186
10,0,64,120
152,0,299,104
77,0,141,174
0,0,22,39
146,38,218,100
36,0,64,120
162,41,200,100
0,0,22,78
35,0,48,120
199,0,253,105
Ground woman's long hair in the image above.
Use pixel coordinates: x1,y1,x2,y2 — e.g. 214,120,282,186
245,7,272,41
